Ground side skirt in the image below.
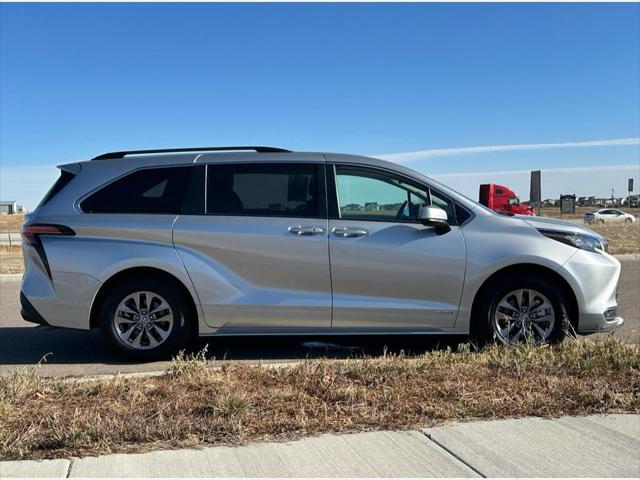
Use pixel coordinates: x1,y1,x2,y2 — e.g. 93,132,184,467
199,327,469,337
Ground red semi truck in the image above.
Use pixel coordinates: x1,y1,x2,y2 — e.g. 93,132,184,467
479,183,536,216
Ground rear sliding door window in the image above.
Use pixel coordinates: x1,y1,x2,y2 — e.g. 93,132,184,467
206,163,321,218
81,166,191,214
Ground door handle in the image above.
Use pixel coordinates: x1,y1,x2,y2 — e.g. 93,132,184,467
332,226,369,238
288,225,325,236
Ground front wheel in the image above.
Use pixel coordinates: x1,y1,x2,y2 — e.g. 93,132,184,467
99,274,191,360
473,273,570,346
625,217,633,224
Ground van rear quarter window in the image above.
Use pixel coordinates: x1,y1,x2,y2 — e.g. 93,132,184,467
81,166,191,214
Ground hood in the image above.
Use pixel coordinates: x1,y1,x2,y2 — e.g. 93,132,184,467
519,215,604,240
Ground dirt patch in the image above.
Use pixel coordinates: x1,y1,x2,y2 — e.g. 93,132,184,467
1,338,638,461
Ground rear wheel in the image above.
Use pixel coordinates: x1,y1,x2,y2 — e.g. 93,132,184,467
473,273,570,346
99,274,191,360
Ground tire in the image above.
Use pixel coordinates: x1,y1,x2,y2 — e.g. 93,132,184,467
472,272,570,346
597,219,605,224
99,273,192,361
625,218,632,224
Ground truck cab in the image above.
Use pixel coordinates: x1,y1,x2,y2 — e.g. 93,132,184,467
479,183,535,216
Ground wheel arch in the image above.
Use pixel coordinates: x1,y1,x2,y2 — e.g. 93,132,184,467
89,266,199,331
469,263,579,333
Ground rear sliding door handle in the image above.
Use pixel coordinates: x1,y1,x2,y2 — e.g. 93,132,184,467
288,225,326,236
332,226,369,238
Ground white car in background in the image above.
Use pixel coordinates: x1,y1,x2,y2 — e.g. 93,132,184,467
584,209,636,224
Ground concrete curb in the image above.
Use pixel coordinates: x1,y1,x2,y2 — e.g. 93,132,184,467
61,360,304,383
1,414,638,478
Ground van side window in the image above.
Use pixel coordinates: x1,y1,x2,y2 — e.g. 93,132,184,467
334,165,429,222
206,163,321,218
81,166,191,214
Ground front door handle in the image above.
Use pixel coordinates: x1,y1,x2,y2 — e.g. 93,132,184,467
332,226,369,238
288,225,325,236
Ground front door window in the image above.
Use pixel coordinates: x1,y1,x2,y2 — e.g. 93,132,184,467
335,166,429,222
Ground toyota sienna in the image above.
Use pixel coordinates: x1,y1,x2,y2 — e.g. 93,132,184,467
20,146,623,359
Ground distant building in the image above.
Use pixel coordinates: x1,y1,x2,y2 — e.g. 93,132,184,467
343,203,363,211
0,200,18,215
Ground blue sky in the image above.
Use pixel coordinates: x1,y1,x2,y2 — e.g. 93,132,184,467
1,3,639,209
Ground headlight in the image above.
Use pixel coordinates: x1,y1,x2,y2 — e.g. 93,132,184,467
538,229,607,253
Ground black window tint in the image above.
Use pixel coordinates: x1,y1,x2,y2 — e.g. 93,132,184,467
180,165,205,215
81,166,191,214
455,202,471,224
206,163,320,218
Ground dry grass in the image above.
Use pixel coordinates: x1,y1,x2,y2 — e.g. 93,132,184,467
587,222,640,255
0,246,23,274
537,207,637,220
0,214,24,232
0,214,24,274
1,338,638,461
537,207,639,254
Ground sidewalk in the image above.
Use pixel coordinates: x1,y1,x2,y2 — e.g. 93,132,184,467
2,414,638,478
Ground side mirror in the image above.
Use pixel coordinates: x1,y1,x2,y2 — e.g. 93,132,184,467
418,205,451,234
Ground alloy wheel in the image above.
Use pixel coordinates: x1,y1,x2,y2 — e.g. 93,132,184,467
113,291,174,350
493,288,555,345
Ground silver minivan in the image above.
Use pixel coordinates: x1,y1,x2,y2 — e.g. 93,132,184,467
20,146,623,359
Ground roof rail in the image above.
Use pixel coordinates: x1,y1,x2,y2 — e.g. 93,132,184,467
91,146,292,161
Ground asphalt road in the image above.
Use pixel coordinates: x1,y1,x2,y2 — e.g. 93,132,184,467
1,256,638,377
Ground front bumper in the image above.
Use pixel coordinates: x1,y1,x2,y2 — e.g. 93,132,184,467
560,250,624,334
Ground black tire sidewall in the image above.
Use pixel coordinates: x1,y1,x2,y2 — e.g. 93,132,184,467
99,275,191,360
474,274,568,345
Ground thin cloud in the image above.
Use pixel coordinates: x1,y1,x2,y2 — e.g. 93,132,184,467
377,137,640,164
433,164,640,178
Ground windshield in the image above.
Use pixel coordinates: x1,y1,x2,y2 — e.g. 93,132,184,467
509,197,520,205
